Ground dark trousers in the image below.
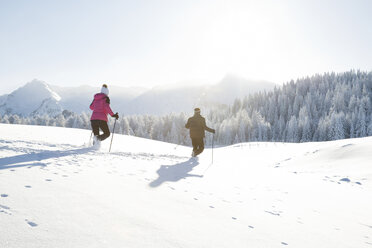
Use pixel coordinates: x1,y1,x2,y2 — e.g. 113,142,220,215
91,120,110,141
191,137,204,156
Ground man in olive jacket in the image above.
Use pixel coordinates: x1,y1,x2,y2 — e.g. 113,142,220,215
185,108,215,157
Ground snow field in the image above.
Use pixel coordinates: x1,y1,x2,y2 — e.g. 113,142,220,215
0,123,372,248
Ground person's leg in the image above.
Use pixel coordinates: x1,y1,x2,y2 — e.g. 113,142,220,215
192,138,200,156
194,138,204,156
192,138,198,151
98,120,111,141
199,138,205,154
91,120,100,136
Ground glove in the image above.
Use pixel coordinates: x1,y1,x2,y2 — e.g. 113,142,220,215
105,97,110,104
112,112,119,120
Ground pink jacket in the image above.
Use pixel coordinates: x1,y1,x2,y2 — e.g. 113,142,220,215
90,93,114,122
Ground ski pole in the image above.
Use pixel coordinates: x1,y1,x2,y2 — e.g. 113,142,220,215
109,118,117,152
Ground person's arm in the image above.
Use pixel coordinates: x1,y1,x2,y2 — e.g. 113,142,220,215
89,99,94,110
185,118,191,129
203,119,215,133
105,97,118,119
104,101,115,117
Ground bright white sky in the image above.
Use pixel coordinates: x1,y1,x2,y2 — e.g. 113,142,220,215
0,0,371,93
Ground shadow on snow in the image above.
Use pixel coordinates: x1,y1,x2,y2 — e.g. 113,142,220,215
0,147,93,170
149,158,202,187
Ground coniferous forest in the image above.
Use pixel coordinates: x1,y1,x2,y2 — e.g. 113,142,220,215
1,71,372,146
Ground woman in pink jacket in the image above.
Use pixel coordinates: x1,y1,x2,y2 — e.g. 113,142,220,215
90,84,118,143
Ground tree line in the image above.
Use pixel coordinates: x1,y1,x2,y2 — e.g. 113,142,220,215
1,70,371,146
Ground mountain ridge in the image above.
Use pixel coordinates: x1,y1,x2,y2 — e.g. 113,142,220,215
0,76,276,116
0,79,62,117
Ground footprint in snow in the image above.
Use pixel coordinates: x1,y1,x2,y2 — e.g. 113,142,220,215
281,242,288,245
25,185,32,188
0,204,10,210
265,211,281,216
1,194,8,197
25,219,38,227
232,217,237,220
341,144,353,148
0,204,12,215
209,206,215,209
339,178,350,183
248,225,254,229
45,179,52,182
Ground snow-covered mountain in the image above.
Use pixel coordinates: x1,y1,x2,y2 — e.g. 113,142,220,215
129,75,275,115
0,76,275,116
49,84,147,114
0,80,62,117
0,123,371,248
208,74,275,104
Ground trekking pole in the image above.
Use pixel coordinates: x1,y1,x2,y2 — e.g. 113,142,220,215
109,118,117,152
202,133,215,176
211,133,214,164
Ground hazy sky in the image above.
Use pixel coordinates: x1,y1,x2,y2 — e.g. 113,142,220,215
0,0,371,93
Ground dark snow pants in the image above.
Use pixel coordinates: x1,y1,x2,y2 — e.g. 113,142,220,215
191,137,204,156
91,120,110,141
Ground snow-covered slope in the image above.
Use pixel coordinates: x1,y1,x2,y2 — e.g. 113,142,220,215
0,123,371,248
0,80,62,117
